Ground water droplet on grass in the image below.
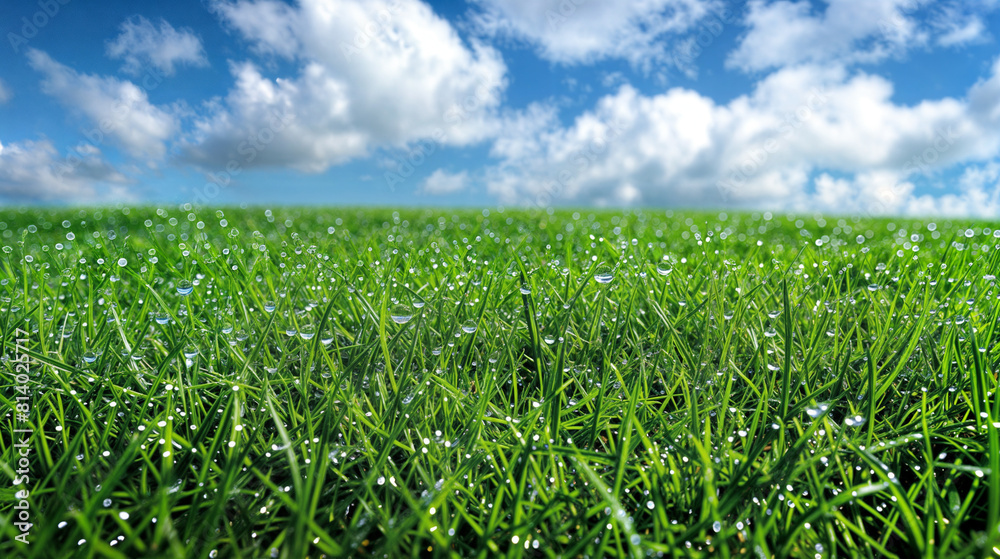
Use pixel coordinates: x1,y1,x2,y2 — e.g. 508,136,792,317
593,265,614,284
462,320,477,334
806,402,830,419
299,325,316,340
391,304,413,324
844,415,867,427
176,280,193,296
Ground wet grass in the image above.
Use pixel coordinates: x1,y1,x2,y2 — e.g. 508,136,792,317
0,206,998,558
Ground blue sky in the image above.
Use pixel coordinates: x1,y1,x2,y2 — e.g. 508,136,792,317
1,0,999,216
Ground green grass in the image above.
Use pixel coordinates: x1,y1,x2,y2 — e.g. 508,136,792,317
0,206,998,558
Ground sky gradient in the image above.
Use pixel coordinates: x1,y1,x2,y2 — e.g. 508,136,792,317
1,0,999,216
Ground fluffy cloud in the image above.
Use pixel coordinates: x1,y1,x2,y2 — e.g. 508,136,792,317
0,79,11,104
421,169,468,195
28,49,179,160
0,139,129,202
181,0,506,172
930,1,998,47
728,0,1000,72
905,160,1000,216
485,58,1000,214
470,0,717,69
106,16,209,76
728,0,924,72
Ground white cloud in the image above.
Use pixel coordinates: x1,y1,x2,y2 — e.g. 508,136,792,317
470,0,718,69
728,0,927,72
106,16,208,76
485,58,1000,215
212,0,300,58
930,1,997,47
0,79,11,104
728,0,1000,73
28,49,179,160
421,169,468,194
905,161,1000,216
182,0,506,173
0,139,129,202
935,18,985,47
812,171,916,215
601,71,627,88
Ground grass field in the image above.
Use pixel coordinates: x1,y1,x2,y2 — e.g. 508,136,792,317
1,206,999,558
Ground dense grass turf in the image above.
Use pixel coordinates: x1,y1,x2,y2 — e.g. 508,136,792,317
0,206,999,558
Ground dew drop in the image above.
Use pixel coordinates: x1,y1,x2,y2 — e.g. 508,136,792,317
844,415,867,427
390,304,413,324
299,325,316,340
805,402,831,419
593,265,614,284
176,280,193,296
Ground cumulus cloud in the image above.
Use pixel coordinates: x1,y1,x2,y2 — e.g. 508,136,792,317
107,16,208,76
905,160,1000,216
0,79,11,104
181,0,506,173
485,58,1000,214
28,49,179,160
470,0,718,69
0,139,129,202
728,0,1000,73
421,169,469,195
728,0,925,72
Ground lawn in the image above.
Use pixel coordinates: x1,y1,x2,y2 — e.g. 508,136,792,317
1,206,998,558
